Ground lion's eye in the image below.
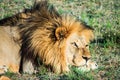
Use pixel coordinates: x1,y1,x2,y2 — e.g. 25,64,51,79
71,42,78,48
85,45,88,47
85,45,89,49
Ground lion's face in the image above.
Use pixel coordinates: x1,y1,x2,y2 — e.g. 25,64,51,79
65,30,93,67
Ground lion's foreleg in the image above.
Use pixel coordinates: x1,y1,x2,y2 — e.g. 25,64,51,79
22,60,36,74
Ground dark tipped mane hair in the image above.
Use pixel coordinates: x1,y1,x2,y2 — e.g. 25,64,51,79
19,1,63,72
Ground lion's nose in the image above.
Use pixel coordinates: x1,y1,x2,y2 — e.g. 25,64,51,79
82,56,91,62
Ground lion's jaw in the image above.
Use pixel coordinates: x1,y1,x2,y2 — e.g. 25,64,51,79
65,33,91,67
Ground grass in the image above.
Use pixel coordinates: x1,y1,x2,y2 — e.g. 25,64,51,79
0,0,120,80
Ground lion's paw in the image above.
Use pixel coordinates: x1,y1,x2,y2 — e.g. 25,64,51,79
0,65,8,74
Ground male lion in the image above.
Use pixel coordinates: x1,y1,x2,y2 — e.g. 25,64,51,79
0,1,97,74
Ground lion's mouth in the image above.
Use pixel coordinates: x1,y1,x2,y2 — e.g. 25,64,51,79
77,60,98,71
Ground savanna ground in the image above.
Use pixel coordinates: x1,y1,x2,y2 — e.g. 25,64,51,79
0,0,120,80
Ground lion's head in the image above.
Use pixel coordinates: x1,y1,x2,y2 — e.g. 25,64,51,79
18,1,97,74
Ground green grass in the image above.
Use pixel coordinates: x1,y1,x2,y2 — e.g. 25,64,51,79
0,0,120,80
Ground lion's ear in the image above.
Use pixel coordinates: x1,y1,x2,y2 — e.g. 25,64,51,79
55,27,68,40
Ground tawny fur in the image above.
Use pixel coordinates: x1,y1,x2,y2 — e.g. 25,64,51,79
0,1,96,74
0,26,20,73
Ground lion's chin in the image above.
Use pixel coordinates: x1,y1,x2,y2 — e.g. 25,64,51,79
78,60,98,72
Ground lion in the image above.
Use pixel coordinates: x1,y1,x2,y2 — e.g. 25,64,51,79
0,1,97,74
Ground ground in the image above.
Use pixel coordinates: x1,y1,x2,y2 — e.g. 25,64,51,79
0,0,120,80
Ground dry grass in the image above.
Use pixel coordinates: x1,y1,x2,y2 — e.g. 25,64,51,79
0,0,120,80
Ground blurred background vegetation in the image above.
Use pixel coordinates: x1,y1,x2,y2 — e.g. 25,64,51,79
0,0,120,80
